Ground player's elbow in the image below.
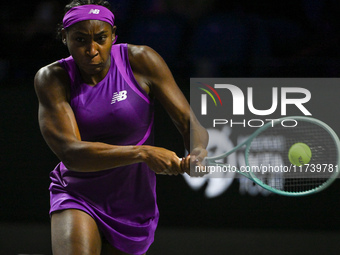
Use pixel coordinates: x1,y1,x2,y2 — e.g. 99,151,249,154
59,142,87,172
50,137,81,171
59,151,77,171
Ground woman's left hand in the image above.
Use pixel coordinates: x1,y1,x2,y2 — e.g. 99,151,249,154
180,147,208,176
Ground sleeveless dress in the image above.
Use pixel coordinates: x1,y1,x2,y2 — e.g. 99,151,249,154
49,43,158,255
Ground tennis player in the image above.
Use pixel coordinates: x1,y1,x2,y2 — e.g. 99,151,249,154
34,0,208,254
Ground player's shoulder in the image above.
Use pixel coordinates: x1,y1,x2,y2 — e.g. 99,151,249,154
34,61,71,102
127,44,166,76
35,62,66,83
127,44,153,57
127,44,157,63
34,61,69,90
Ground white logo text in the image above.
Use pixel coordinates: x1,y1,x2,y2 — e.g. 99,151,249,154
111,90,127,104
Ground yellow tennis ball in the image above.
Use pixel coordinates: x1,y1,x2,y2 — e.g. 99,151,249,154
288,143,312,166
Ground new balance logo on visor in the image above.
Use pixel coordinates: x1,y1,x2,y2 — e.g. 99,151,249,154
88,9,100,14
111,90,127,104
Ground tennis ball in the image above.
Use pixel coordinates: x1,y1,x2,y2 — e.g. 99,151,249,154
288,143,312,166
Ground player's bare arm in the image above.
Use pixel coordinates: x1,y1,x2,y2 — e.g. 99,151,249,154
128,44,208,172
34,62,182,174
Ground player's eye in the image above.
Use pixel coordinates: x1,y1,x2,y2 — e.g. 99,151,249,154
97,35,108,43
75,37,85,43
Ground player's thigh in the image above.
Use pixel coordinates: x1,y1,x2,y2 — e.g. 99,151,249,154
51,209,102,255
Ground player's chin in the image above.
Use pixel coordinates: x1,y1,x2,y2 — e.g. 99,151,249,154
78,60,103,72
84,65,104,75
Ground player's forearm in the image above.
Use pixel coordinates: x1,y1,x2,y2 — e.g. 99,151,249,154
172,109,208,153
188,116,209,153
60,141,144,172
191,126,208,150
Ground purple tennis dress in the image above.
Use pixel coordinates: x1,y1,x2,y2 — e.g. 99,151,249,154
50,43,158,255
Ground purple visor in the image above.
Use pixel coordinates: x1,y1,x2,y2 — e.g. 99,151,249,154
63,4,115,29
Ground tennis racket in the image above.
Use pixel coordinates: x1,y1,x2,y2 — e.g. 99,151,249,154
203,116,340,196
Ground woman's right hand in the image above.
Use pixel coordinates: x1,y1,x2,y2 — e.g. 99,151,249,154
140,146,183,175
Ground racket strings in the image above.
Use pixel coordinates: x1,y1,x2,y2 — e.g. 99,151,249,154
247,120,339,193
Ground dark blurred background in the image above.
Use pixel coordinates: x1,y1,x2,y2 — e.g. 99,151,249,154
1,0,340,254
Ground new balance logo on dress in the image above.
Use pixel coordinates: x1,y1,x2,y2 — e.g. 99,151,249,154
111,90,127,104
